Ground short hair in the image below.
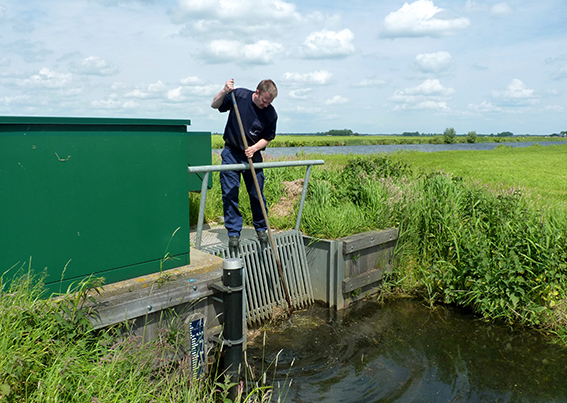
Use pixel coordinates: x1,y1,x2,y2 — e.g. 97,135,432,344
257,79,278,99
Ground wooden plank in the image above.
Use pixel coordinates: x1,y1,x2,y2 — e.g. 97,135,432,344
342,265,390,294
341,228,398,255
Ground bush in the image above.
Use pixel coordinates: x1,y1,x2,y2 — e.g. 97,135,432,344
443,127,457,144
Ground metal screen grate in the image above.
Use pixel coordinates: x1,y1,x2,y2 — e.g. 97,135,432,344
200,230,314,325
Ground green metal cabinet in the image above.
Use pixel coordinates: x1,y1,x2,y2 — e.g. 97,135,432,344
0,116,211,293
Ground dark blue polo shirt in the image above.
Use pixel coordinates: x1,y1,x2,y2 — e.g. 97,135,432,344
219,88,277,152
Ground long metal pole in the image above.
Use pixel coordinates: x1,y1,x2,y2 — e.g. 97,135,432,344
230,92,293,315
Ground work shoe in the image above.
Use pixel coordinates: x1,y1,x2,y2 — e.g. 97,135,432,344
228,236,240,256
257,231,268,249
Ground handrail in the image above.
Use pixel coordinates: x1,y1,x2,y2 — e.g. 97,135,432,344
188,159,324,248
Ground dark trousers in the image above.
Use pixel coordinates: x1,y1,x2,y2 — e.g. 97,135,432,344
220,147,267,237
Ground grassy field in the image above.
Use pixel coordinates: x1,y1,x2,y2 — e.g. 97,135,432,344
211,133,567,149
388,144,567,207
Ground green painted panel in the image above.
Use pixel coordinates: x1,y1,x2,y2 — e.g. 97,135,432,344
188,132,213,190
0,117,209,292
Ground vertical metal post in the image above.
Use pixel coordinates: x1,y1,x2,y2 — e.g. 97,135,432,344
195,171,210,249
295,164,313,231
222,257,244,392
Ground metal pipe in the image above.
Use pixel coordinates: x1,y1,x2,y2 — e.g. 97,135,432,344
221,257,244,395
295,164,313,231
189,159,324,250
195,171,210,249
188,159,324,173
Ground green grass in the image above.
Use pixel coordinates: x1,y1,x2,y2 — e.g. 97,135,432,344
0,264,278,402
389,144,567,207
211,134,567,149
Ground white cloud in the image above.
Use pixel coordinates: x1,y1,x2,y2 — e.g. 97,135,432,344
125,81,166,99
204,39,284,64
282,70,333,85
543,105,564,113
468,101,502,112
181,84,219,96
466,1,512,16
490,3,513,16
171,0,302,35
325,95,349,105
301,29,355,59
414,51,454,73
289,88,312,100
395,79,454,97
390,79,454,111
381,0,470,38
69,56,120,76
180,76,204,85
167,87,185,102
491,79,539,105
353,78,388,88
393,100,449,111
91,98,122,109
465,0,486,12
173,0,299,21
17,68,72,89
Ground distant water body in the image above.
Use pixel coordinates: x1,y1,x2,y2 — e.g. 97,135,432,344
214,140,566,157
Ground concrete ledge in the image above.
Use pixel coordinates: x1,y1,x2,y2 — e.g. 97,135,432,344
93,247,223,299
90,247,224,329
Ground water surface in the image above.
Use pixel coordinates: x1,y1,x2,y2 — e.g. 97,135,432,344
213,140,567,158
247,299,567,402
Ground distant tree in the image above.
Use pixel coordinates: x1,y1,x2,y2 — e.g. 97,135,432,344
466,130,478,144
443,127,456,144
402,131,420,136
496,131,513,137
325,129,358,136
561,131,567,137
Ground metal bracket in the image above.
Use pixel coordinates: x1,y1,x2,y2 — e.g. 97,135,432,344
208,281,244,294
209,335,245,347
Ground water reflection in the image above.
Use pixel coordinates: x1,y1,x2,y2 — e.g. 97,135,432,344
247,300,567,402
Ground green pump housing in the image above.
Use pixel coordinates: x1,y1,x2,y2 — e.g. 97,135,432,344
0,116,211,293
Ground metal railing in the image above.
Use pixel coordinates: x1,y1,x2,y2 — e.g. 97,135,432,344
188,159,324,249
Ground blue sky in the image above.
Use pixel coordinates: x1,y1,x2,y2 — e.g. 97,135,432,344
0,0,565,135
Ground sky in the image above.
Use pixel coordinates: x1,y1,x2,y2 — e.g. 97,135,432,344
0,0,566,135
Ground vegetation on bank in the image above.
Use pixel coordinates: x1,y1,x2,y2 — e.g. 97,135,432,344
0,269,276,402
210,133,567,149
191,144,567,342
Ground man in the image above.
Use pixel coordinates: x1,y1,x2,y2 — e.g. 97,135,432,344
211,78,278,255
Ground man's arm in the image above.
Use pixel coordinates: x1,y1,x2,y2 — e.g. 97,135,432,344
245,139,270,158
211,79,234,109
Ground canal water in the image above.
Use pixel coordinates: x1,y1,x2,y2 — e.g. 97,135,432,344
259,140,566,158
247,299,567,402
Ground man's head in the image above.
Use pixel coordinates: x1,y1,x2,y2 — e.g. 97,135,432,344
253,79,277,109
